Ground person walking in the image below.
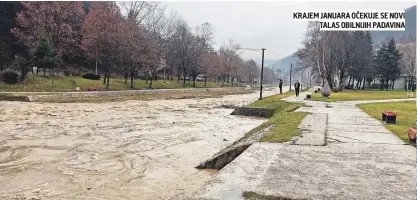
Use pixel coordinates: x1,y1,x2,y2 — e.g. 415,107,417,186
279,79,283,94
294,80,301,97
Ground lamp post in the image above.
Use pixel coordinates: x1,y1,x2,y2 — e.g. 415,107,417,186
301,69,304,90
289,63,292,91
259,48,266,100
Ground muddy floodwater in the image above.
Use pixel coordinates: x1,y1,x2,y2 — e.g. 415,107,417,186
0,88,282,200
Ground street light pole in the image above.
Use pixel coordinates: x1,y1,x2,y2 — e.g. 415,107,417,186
259,48,266,100
289,63,293,91
301,69,304,90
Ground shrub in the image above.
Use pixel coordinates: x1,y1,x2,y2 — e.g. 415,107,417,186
82,73,100,80
372,84,381,89
64,70,71,76
2,71,19,84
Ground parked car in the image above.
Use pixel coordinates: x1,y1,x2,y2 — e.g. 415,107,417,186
313,85,322,89
180,76,190,81
196,75,205,81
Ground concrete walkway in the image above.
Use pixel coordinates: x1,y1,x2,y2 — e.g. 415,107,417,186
184,89,415,200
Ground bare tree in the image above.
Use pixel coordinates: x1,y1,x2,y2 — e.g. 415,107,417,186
398,34,416,91
246,60,260,84
219,39,240,86
195,22,215,50
119,1,159,24
201,51,221,86
141,6,178,81
168,19,193,86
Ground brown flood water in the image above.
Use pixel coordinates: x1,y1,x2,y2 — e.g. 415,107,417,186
0,88,283,200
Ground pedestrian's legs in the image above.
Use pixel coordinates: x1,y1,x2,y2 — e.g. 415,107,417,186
280,88,282,94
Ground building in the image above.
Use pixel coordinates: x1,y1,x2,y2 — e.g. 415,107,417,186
341,74,410,90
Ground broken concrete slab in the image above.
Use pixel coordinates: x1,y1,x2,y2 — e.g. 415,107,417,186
231,107,275,118
187,142,415,200
327,116,383,126
178,143,281,200
327,124,392,134
293,113,327,146
257,143,415,200
196,125,272,170
327,131,405,145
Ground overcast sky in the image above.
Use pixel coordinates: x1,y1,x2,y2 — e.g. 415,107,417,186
163,1,416,61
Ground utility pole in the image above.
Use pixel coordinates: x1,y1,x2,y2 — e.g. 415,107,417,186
289,63,293,91
301,69,304,90
259,48,266,100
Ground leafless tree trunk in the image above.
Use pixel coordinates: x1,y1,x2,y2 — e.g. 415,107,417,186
106,74,110,89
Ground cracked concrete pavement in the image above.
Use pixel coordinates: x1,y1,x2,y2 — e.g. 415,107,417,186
186,89,416,200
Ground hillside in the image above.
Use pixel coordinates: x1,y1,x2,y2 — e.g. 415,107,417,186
253,59,277,69
371,5,416,45
271,55,299,73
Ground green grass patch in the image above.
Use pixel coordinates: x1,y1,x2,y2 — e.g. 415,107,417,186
311,89,413,102
243,191,308,200
358,101,416,145
244,90,308,142
0,74,227,92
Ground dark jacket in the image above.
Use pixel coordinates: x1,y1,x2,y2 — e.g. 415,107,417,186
294,82,300,90
279,81,283,88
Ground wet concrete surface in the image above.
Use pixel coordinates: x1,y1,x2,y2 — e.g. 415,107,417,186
0,87,285,200
188,90,415,200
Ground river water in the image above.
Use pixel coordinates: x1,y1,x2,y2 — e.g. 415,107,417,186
0,87,283,200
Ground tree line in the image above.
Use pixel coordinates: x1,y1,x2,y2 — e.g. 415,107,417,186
294,21,416,91
0,1,277,89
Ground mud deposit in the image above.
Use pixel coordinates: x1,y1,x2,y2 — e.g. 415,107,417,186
0,89,279,200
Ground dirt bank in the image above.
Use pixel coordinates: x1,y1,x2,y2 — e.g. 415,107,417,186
0,88,280,200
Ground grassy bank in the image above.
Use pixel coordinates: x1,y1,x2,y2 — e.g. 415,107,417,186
311,90,412,102
0,74,228,92
358,101,416,145
244,89,308,142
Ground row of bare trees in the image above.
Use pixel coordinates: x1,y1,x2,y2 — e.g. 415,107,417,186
2,1,277,88
294,21,415,91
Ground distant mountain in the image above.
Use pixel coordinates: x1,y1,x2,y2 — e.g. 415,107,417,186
371,5,416,45
253,59,278,69
271,55,299,73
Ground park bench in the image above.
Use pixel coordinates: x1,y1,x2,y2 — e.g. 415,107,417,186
382,112,397,124
407,126,416,142
87,86,97,91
